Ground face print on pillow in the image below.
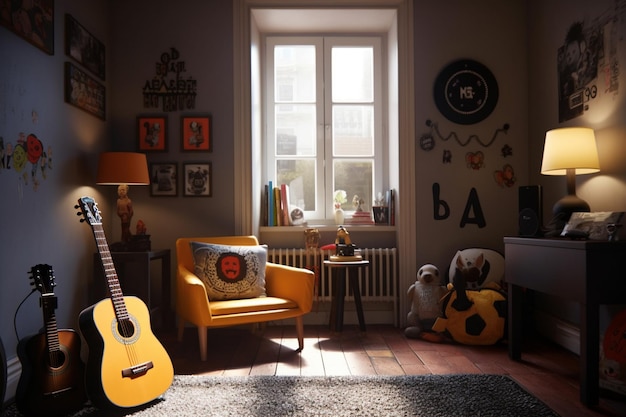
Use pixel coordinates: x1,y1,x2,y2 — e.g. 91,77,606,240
218,253,245,282
190,241,267,300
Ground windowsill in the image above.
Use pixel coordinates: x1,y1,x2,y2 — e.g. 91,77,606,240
259,224,397,248
260,224,396,233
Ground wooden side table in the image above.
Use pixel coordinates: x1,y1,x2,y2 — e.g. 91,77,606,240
92,249,172,328
324,260,369,332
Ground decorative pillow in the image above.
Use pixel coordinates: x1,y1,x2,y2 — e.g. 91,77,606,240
190,241,267,300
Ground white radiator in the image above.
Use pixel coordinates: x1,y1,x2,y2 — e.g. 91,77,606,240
267,248,398,325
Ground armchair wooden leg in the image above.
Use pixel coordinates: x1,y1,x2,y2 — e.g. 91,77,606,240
296,316,304,352
177,316,185,342
198,326,208,361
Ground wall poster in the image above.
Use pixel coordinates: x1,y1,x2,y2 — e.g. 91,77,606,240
558,2,625,122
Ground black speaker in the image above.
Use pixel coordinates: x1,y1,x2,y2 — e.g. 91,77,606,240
518,185,543,237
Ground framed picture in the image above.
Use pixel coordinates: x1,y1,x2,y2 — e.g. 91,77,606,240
149,162,178,197
0,0,54,55
64,62,105,120
65,14,106,80
138,115,167,152
181,115,212,152
183,162,212,197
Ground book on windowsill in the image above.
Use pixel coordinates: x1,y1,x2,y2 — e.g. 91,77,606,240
346,210,374,225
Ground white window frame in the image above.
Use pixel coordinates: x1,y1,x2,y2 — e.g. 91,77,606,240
264,35,385,222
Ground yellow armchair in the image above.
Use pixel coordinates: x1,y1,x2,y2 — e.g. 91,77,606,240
175,236,315,361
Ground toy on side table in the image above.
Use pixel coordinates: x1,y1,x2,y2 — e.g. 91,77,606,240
405,264,446,342
329,226,363,262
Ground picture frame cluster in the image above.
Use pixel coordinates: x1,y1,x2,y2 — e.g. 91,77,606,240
149,162,212,197
137,114,212,153
144,114,213,198
63,13,107,120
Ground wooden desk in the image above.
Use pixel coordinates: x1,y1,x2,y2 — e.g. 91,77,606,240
324,260,369,332
504,237,626,406
93,249,172,328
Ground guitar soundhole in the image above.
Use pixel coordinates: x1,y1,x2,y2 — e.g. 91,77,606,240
48,350,67,369
117,319,136,338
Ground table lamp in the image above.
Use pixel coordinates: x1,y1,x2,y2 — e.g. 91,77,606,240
540,127,600,232
96,152,150,243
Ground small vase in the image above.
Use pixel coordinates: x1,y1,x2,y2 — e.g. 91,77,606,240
334,208,344,225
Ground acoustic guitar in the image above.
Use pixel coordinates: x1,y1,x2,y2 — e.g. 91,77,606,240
75,196,173,409
15,264,87,416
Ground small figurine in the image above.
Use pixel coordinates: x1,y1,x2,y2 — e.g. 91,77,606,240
116,184,133,242
335,225,352,245
331,226,361,260
352,195,365,212
304,228,320,249
136,220,147,235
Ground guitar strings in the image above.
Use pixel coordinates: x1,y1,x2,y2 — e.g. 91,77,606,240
94,227,141,368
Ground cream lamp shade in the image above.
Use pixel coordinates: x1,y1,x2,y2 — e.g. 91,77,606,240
96,152,150,185
540,127,600,176
540,127,600,235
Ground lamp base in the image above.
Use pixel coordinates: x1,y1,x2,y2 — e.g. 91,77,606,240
545,194,590,237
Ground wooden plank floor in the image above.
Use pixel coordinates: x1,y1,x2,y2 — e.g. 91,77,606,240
156,324,626,417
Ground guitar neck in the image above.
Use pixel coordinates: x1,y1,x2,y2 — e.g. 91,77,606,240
92,224,130,322
40,294,61,358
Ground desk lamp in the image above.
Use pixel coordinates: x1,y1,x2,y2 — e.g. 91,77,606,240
540,127,600,233
96,152,150,243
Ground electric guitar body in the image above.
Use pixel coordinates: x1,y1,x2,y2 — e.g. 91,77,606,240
75,196,173,409
15,265,87,416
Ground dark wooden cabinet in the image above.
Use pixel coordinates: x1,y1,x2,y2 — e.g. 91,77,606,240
505,237,626,406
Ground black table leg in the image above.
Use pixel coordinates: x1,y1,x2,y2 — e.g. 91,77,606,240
350,271,366,331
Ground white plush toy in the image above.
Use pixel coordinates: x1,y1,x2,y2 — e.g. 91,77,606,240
405,264,446,341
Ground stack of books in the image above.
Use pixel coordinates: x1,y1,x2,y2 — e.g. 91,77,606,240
347,210,374,225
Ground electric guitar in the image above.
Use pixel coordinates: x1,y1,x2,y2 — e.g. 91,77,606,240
75,196,173,409
16,264,87,416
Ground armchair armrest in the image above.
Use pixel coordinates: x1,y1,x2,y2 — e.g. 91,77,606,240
265,263,315,313
176,264,214,324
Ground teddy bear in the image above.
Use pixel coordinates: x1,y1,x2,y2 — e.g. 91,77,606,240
405,264,446,342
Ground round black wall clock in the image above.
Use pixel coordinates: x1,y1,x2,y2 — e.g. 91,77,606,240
433,59,498,125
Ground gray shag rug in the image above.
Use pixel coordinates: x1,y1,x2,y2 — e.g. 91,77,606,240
3,374,558,417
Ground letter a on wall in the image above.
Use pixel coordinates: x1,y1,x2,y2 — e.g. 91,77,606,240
460,187,486,228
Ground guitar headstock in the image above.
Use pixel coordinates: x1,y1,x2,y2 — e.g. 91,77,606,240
75,196,102,227
30,264,56,295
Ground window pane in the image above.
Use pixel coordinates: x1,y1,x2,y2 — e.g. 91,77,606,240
332,47,373,103
332,105,374,156
275,46,316,103
275,104,316,156
334,160,373,211
277,159,316,211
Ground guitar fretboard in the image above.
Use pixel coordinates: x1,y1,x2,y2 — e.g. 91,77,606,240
92,224,130,323
41,294,61,353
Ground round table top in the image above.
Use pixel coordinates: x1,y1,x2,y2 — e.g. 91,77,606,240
323,259,370,267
